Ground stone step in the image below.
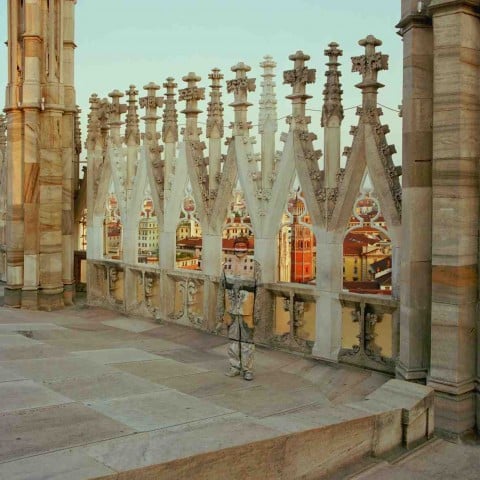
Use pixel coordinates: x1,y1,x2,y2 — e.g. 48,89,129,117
332,437,442,480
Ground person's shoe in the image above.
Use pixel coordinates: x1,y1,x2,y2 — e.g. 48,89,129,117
243,371,254,381
225,367,241,377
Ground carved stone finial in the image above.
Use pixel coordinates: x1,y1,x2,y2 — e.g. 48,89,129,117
107,89,126,127
352,35,388,99
179,72,205,114
284,50,316,96
227,62,256,135
284,51,315,128
162,77,178,143
124,85,141,145
259,55,277,134
179,73,205,140
140,82,163,119
322,42,344,127
206,68,224,138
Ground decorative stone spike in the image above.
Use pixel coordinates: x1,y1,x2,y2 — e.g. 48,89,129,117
74,106,82,155
107,89,126,146
206,68,224,139
259,55,277,134
125,85,141,146
259,55,277,192
99,98,111,139
227,62,256,136
206,68,224,195
0,115,7,154
179,72,205,140
351,35,388,109
86,93,101,150
162,77,178,143
322,42,344,127
284,51,315,129
140,82,164,190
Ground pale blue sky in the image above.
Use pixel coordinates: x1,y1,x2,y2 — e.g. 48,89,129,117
0,0,403,161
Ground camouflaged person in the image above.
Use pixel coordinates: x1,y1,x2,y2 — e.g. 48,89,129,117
216,236,263,381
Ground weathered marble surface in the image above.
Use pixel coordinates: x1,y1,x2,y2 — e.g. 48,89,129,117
0,304,424,480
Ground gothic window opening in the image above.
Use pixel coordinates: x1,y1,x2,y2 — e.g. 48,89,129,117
278,186,316,285
221,187,254,274
175,184,202,271
137,195,160,265
103,183,123,260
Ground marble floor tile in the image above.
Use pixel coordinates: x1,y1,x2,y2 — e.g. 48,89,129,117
71,348,159,364
0,357,117,382
86,390,234,432
113,358,209,382
0,334,44,348
101,317,157,333
207,384,327,418
0,449,116,480
0,379,74,413
45,372,167,402
0,403,133,462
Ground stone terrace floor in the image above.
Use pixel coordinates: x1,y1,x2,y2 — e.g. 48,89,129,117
0,300,477,479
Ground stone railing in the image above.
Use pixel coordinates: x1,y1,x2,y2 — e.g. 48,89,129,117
339,291,399,374
88,259,399,370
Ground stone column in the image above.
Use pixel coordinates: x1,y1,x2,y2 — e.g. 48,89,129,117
314,44,345,362
21,0,42,308
5,0,25,307
86,94,103,261
396,1,433,382
61,0,77,305
159,78,178,272
0,115,6,268
312,229,343,362
428,0,479,434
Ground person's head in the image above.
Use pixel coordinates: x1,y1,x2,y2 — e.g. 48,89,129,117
233,236,249,259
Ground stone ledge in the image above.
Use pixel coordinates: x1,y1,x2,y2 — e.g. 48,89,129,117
86,380,434,480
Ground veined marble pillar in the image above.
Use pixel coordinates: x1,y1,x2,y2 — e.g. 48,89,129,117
428,0,479,434
5,0,77,310
5,0,25,307
38,0,65,310
396,0,433,381
313,44,344,362
61,0,77,305
312,229,343,362
21,0,42,308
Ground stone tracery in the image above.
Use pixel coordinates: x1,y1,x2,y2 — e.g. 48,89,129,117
82,37,403,376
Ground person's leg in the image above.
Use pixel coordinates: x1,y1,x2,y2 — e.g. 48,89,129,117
241,341,255,380
237,317,255,379
226,340,241,376
225,317,241,376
